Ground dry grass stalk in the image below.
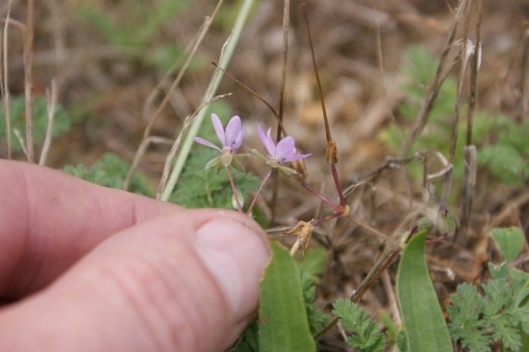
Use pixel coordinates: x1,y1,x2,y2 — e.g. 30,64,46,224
23,0,34,162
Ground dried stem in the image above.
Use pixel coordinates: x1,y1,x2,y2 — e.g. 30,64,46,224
1,0,14,158
401,0,469,156
24,0,35,162
124,5,222,190
302,4,346,209
39,80,57,166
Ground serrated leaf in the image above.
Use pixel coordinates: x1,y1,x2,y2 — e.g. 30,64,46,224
396,229,452,352
332,299,386,352
258,241,316,352
490,227,525,263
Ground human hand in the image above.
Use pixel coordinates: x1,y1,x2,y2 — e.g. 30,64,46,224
0,160,270,351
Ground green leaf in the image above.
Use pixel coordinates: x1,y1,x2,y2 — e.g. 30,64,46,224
258,241,316,352
396,229,452,352
299,269,328,335
63,153,152,195
295,247,328,283
232,319,259,352
447,284,490,351
0,95,71,152
490,227,525,263
171,148,260,210
333,299,386,351
488,262,511,280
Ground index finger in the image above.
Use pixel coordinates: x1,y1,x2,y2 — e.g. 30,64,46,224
0,160,179,298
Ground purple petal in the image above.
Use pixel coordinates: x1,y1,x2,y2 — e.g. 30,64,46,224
232,129,243,150
224,116,243,150
193,136,221,151
258,126,276,157
210,113,226,147
275,136,297,161
282,152,312,163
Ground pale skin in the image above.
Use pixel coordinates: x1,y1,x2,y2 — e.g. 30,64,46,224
0,160,270,352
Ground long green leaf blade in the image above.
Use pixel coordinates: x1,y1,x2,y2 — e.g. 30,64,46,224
396,230,452,352
259,241,316,352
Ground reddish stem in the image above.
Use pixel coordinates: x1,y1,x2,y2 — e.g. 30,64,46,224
247,169,273,215
225,166,242,212
300,181,342,213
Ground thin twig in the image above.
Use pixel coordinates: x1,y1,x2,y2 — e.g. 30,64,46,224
401,0,469,156
24,0,35,162
124,4,223,190
13,128,26,156
270,0,291,223
1,0,14,158
459,0,482,242
39,80,57,166
516,26,529,122
247,169,273,215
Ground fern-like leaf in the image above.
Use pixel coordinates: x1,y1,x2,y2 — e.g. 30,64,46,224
333,299,386,352
447,283,491,352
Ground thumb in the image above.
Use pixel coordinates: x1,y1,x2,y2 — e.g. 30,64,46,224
0,209,270,352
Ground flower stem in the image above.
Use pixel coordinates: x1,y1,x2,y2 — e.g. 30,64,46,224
300,180,342,213
330,164,347,209
225,166,242,212
247,169,273,215
312,211,343,227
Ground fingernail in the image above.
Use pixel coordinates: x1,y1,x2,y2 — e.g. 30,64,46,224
194,217,270,319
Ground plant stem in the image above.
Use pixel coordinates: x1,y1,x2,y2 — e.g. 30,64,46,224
24,0,35,162
247,169,273,215
300,180,341,213
225,166,242,212
160,0,255,201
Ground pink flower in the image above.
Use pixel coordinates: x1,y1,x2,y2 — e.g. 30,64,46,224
193,114,245,170
257,126,311,165
194,114,243,154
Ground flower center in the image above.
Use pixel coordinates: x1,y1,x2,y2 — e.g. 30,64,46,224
221,148,233,167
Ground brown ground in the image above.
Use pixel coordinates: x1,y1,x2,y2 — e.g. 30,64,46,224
2,0,529,350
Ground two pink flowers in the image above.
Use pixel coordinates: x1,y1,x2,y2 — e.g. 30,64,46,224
193,114,311,172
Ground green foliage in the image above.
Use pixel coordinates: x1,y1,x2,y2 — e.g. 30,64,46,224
396,228,453,352
170,148,261,210
258,241,316,352
447,226,529,351
233,247,329,352
233,319,259,352
332,299,386,352
295,247,328,283
379,310,401,346
77,0,196,73
63,153,152,195
0,95,71,152
380,45,459,167
478,119,529,186
299,269,328,335
380,45,525,189
490,227,525,263
448,277,529,351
